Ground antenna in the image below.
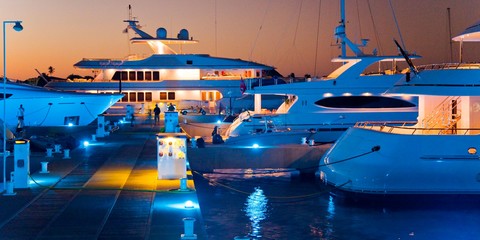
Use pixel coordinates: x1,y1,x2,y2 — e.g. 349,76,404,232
394,39,417,75
447,8,453,62
388,0,406,50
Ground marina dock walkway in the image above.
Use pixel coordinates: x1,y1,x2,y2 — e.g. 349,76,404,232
0,122,206,239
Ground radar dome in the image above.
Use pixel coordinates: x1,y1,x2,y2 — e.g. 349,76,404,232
178,29,189,40
156,28,167,39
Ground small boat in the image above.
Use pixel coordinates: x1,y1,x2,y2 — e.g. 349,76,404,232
319,21,480,196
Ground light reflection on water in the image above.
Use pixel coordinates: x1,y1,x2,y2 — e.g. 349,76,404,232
195,169,480,240
244,187,268,238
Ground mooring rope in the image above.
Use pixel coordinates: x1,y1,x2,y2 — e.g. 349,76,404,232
37,104,52,126
82,102,96,119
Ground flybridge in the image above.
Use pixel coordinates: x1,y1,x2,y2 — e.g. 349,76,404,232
124,19,198,55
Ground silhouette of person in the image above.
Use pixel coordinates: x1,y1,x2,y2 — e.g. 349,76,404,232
16,104,25,135
168,103,175,111
153,104,161,125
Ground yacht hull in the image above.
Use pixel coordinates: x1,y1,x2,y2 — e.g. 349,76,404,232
2,82,122,129
319,127,480,194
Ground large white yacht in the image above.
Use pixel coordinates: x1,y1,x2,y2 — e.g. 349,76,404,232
222,0,419,146
319,21,480,196
2,80,122,130
44,8,282,116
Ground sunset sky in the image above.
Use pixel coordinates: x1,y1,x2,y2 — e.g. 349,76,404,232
1,0,480,81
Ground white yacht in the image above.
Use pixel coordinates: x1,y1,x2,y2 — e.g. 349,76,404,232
2,80,122,130
222,0,419,146
44,8,283,116
319,21,480,195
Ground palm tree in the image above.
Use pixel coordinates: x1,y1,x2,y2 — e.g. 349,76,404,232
48,66,55,76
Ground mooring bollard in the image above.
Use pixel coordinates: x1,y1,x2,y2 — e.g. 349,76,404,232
46,148,53,157
63,149,71,159
181,217,197,240
3,172,16,196
179,178,189,191
301,137,307,145
91,134,97,142
54,144,61,153
308,139,315,146
40,161,49,174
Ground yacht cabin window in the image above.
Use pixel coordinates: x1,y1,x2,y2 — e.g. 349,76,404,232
112,70,160,81
121,71,128,80
153,71,160,81
145,92,152,102
315,96,416,108
138,92,145,102
129,71,136,81
129,92,137,102
159,92,175,100
145,71,152,80
137,72,144,81
160,92,167,100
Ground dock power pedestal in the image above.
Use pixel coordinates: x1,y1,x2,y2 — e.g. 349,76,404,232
14,139,30,189
156,133,187,180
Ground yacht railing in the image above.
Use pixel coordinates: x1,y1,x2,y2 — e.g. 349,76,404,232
421,96,461,130
354,121,480,135
417,62,480,71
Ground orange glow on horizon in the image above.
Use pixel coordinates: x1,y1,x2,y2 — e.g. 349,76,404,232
1,0,479,81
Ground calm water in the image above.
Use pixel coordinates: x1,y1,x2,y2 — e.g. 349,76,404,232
193,170,480,240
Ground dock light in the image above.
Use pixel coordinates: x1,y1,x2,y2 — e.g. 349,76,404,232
252,143,259,148
216,120,222,124
83,141,90,147
184,200,194,208
68,123,74,127
12,22,23,32
3,20,23,193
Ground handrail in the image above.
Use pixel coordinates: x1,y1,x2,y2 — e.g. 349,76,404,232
355,121,480,135
417,62,480,71
421,96,461,132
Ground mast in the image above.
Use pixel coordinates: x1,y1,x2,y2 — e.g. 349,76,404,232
447,7,453,62
340,0,346,57
335,0,365,57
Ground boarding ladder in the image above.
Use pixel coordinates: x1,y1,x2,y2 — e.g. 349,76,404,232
421,96,462,134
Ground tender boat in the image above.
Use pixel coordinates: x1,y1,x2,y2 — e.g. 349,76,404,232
319,21,480,195
2,80,122,130
44,7,284,117
222,0,419,146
